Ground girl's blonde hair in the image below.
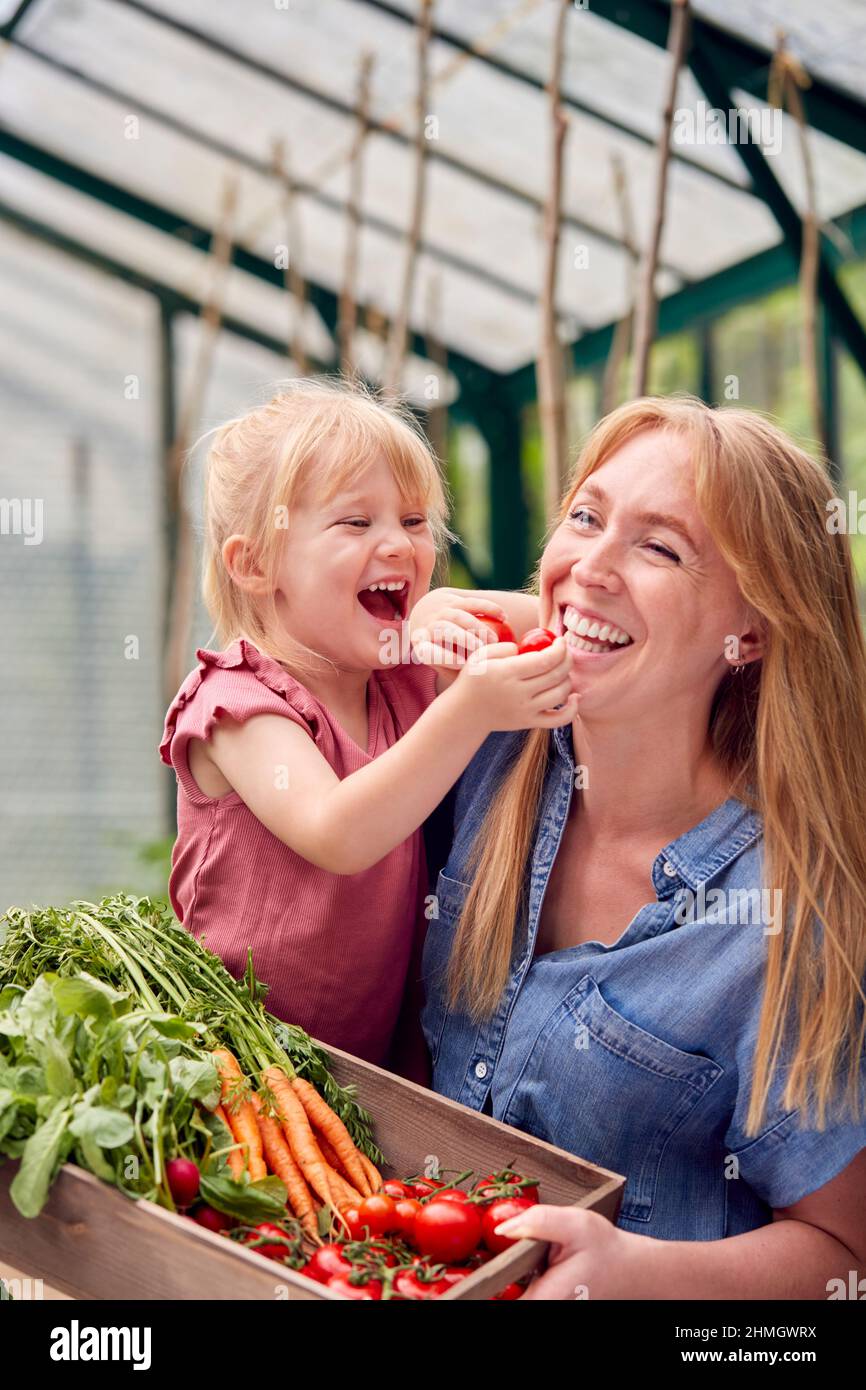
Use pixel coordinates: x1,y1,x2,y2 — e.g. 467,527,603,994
447,394,866,1137
200,377,450,672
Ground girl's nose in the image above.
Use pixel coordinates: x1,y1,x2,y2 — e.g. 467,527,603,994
380,527,414,557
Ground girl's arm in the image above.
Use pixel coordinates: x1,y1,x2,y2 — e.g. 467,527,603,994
204,640,576,875
494,1148,866,1300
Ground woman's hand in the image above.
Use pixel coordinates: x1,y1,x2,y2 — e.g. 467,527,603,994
494,1204,653,1300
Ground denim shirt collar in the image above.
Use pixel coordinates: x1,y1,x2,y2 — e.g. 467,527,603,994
551,724,762,898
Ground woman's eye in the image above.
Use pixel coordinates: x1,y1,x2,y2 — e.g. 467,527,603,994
646,541,680,562
568,507,597,528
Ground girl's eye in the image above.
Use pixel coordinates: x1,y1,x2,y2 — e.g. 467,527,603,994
340,518,369,528
403,516,427,528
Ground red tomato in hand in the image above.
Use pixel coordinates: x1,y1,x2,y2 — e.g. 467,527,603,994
414,1198,483,1263
471,611,516,645
517,627,556,655
481,1197,534,1254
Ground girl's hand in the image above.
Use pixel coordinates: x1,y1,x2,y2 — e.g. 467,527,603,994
410,588,514,668
452,635,577,731
493,1204,653,1301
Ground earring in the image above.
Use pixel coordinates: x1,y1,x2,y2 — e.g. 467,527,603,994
728,660,746,676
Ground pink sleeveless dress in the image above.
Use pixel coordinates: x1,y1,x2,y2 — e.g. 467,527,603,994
159,638,437,1076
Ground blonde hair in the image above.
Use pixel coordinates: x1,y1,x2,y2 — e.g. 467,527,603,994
200,377,450,673
447,394,866,1137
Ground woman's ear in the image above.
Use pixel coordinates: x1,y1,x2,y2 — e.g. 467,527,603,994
730,611,766,667
222,534,270,595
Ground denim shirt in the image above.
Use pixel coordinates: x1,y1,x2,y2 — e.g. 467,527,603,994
421,726,866,1242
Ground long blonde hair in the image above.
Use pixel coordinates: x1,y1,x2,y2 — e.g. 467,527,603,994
447,395,866,1136
200,377,450,672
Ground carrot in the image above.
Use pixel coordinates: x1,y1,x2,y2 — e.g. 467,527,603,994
214,1104,245,1181
290,1076,372,1197
358,1151,383,1194
212,1049,267,1182
324,1166,364,1209
251,1094,318,1238
262,1066,335,1208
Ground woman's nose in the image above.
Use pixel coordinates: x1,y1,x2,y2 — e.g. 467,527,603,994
571,542,621,587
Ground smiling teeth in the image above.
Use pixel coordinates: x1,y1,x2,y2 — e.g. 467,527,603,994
366,581,407,591
562,605,631,645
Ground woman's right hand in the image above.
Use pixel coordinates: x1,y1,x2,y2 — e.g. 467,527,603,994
451,635,578,731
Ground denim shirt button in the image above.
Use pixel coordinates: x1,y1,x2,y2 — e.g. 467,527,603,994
474,1061,488,1080
662,861,678,878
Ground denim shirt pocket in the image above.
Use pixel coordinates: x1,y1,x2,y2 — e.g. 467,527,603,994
502,975,725,1224
420,871,470,1067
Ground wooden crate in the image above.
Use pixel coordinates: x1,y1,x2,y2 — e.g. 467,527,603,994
0,1040,625,1302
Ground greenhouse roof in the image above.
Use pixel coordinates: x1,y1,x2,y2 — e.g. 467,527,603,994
2,0,866,404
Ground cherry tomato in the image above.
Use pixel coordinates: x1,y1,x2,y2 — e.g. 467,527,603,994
244,1222,292,1261
393,1196,423,1243
492,1281,525,1300
382,1179,411,1200
475,1170,540,1204
471,611,516,645
357,1193,399,1237
517,627,556,655
406,1177,445,1200
414,1198,483,1263
481,1197,534,1254
425,1187,470,1204
338,1205,368,1241
303,1245,353,1284
392,1268,451,1300
328,1274,383,1300
191,1204,233,1233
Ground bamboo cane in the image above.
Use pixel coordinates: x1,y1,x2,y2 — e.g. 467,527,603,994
383,0,434,399
272,137,308,375
163,176,237,707
769,35,828,458
602,152,639,415
536,0,570,522
631,0,690,399
339,52,374,379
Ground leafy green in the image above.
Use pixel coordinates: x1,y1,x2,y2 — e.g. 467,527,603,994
0,894,380,1158
199,1173,288,1223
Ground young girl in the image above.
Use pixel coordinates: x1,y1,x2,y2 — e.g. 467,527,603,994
159,378,575,1077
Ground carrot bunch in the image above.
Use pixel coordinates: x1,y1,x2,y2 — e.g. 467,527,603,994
210,1050,382,1240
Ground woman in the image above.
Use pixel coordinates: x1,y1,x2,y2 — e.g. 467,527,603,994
420,396,866,1298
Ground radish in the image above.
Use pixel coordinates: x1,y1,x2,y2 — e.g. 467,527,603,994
166,1157,200,1209
191,1204,233,1233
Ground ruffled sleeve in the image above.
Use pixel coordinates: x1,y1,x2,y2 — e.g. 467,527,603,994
159,639,322,806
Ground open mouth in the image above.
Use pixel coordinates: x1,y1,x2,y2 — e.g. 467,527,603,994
357,579,410,624
559,604,634,655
